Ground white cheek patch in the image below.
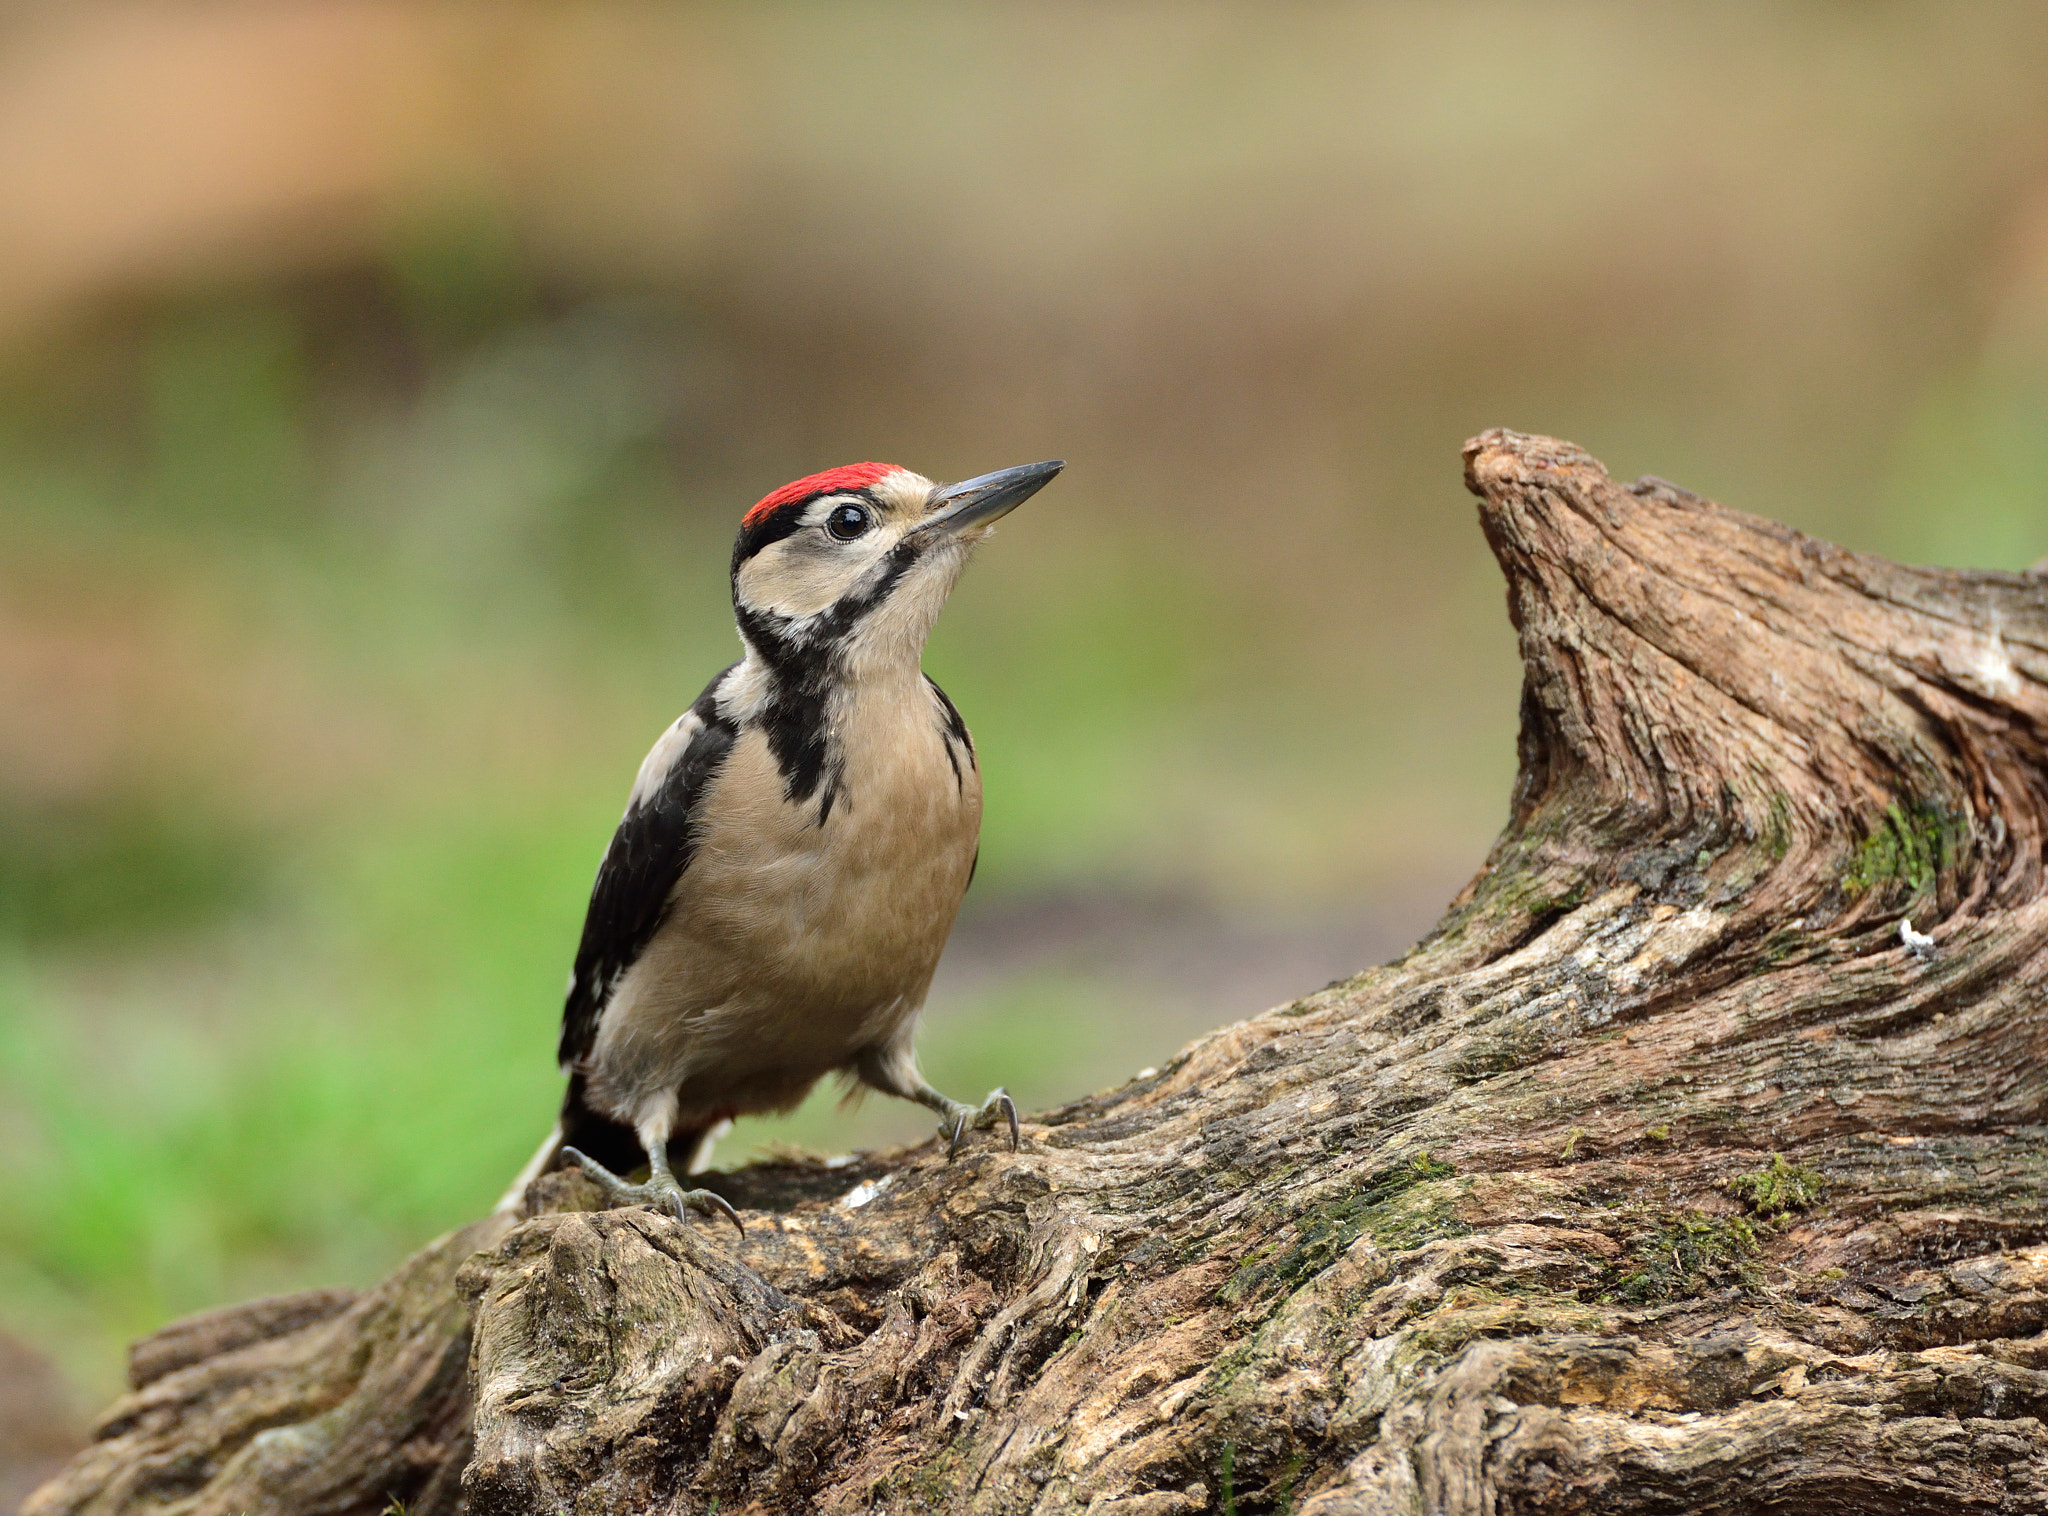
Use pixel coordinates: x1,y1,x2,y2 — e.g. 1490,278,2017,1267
835,539,974,675
736,529,901,622
737,538,858,619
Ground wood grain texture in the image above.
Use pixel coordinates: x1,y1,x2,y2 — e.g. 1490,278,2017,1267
31,430,2048,1514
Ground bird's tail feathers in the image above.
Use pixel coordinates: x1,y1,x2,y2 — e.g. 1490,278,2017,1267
494,1122,563,1215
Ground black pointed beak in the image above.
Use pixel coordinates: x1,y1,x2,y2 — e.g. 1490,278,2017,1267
918,459,1064,538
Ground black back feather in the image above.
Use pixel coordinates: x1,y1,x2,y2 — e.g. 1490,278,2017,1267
557,664,740,1070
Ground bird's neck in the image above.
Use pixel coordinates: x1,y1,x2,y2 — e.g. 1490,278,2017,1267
733,629,925,707
715,637,926,821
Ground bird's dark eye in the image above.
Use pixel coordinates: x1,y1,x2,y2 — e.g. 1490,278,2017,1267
825,502,872,541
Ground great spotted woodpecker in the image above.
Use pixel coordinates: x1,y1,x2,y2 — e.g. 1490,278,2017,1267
498,459,1064,1231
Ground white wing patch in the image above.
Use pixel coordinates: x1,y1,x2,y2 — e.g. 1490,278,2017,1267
626,708,706,812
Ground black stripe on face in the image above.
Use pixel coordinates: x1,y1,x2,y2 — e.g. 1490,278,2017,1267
809,534,924,642
729,500,810,572
734,535,929,812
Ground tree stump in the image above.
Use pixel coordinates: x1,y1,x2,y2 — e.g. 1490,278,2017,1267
31,429,2048,1515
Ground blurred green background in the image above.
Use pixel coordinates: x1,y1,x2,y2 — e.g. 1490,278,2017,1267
7,0,2048,1424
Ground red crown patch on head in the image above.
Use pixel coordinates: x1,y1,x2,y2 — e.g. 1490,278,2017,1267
743,463,902,529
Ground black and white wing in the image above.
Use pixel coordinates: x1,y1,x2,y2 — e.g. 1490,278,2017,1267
557,664,740,1070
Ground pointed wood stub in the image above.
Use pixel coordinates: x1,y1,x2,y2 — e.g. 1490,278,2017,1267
1447,428,2048,959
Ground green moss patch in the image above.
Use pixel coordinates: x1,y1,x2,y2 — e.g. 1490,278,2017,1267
1763,792,1794,861
1449,1019,1549,1083
1727,1153,1825,1217
1840,800,1957,897
1224,1153,1462,1305
1606,1211,1762,1304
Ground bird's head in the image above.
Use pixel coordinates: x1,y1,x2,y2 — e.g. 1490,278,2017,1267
730,459,1063,674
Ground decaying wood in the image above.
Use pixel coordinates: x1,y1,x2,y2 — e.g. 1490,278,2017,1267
31,429,2048,1515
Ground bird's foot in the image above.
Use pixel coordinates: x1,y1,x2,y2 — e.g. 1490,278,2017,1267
940,1088,1020,1161
559,1146,744,1235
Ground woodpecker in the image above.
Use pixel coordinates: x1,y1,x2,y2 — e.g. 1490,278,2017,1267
498,459,1064,1231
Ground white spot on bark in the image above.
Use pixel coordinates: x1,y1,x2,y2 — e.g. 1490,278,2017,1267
839,1173,895,1208
1974,626,2021,697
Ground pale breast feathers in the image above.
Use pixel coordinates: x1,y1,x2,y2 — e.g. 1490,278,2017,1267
558,664,740,1069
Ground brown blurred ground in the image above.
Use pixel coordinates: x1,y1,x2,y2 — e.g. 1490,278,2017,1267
0,1334,82,1513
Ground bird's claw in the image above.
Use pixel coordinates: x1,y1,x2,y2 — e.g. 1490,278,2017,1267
560,1146,745,1236
943,1088,1020,1162
681,1187,746,1236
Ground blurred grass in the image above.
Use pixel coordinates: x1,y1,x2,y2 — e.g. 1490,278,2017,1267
0,799,262,946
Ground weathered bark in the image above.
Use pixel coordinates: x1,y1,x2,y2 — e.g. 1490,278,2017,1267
32,429,2048,1515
